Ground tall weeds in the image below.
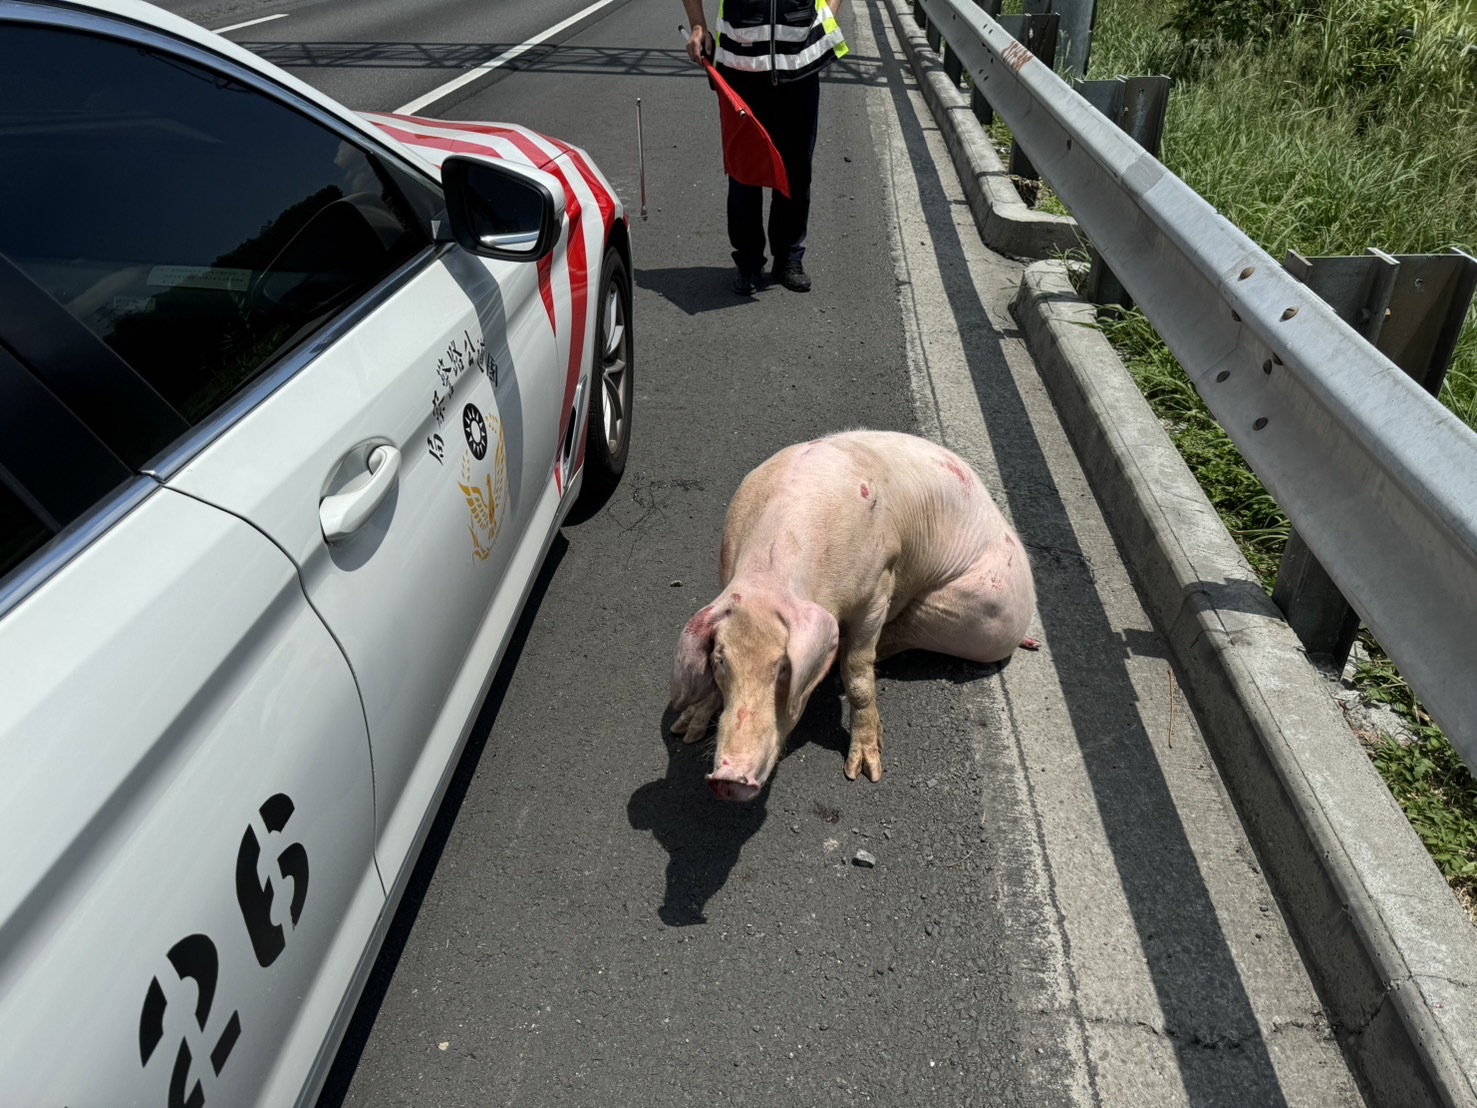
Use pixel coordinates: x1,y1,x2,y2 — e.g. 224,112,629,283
1086,0,1477,914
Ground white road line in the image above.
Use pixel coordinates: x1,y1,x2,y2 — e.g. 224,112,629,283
395,0,622,115
212,12,288,33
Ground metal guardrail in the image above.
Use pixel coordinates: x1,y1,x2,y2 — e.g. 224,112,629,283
916,0,1477,767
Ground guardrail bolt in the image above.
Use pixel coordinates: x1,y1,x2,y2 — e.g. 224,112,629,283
1280,307,1299,320
1215,370,1230,382
1239,267,1256,280
1262,360,1272,374
1231,310,1241,322
1252,417,1268,430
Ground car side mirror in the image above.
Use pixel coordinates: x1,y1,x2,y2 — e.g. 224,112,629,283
439,154,564,262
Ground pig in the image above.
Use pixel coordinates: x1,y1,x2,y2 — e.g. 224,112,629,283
669,430,1036,802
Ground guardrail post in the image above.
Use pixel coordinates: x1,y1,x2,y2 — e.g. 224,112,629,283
912,0,927,30
1079,76,1172,307
942,41,963,86
926,18,942,52
971,84,993,126
965,0,1003,124
999,13,1061,183
1024,0,1097,78
1374,250,1477,397
1273,247,1477,666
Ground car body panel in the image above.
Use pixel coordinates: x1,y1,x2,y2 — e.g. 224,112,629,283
0,488,379,1107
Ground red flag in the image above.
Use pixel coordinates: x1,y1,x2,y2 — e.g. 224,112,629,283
702,59,791,199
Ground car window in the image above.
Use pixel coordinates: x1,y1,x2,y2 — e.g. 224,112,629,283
0,485,49,584
0,342,134,588
0,23,435,426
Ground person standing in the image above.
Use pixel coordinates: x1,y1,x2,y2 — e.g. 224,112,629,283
682,0,848,294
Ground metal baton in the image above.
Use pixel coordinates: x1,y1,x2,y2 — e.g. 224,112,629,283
636,98,647,221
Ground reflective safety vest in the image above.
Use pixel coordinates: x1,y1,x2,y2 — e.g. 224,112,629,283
715,0,849,82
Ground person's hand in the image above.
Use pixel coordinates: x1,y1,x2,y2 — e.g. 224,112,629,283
686,24,713,64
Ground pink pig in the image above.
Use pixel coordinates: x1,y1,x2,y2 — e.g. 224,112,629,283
669,431,1037,801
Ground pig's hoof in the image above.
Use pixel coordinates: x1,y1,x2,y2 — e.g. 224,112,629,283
1020,637,1041,651
672,695,720,742
845,744,883,783
674,713,712,744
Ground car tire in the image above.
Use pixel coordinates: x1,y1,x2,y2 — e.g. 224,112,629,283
579,246,633,505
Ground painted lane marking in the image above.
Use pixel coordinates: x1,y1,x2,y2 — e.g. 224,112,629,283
395,0,624,115
211,12,288,33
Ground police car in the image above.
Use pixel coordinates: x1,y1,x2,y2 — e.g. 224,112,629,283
0,0,632,1103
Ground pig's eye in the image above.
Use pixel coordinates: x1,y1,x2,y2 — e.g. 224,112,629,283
712,653,727,673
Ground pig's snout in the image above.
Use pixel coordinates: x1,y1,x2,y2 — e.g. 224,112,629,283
706,762,763,803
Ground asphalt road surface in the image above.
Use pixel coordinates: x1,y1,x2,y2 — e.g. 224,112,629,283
157,1,1371,1104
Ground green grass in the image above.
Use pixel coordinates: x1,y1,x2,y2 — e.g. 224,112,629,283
1084,0,1477,916
1365,646,1477,917
1099,309,1292,585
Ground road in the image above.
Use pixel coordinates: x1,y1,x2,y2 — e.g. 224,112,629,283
155,0,1369,1104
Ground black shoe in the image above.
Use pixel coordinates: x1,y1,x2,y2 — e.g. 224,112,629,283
772,261,811,292
732,266,760,295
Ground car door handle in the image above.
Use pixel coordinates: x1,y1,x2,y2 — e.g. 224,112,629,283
320,444,400,542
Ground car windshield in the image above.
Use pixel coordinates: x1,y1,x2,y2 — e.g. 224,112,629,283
0,23,432,424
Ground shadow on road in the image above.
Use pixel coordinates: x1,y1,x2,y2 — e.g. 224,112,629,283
864,3,1296,1104
876,646,1010,685
626,674,850,926
316,534,568,1108
636,265,753,315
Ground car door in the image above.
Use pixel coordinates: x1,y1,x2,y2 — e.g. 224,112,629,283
171,237,564,894
0,7,565,892
0,305,379,1105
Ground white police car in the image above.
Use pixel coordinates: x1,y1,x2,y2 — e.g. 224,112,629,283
0,1,632,1103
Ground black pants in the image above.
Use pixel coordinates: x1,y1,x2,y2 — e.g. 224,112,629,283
719,67,821,272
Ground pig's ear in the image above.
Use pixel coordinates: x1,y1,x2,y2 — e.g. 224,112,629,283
783,601,839,723
670,603,722,711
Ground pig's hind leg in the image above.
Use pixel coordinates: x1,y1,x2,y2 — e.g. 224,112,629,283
877,552,1033,665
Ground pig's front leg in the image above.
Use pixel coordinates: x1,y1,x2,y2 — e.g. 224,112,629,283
841,593,890,783
671,691,722,744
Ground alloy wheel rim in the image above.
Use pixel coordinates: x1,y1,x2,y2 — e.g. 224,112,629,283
600,278,628,454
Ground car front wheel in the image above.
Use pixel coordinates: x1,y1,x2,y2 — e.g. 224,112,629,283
580,246,633,504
